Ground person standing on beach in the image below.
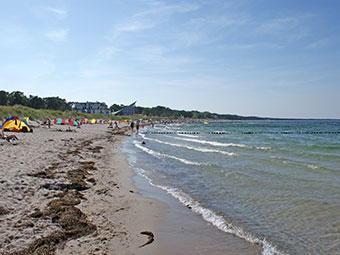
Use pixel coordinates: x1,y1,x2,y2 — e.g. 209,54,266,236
136,120,140,134
130,121,135,131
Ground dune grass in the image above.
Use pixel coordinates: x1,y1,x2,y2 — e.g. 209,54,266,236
0,105,143,121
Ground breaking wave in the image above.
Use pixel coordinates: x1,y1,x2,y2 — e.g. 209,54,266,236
139,133,237,156
133,141,209,166
170,136,271,150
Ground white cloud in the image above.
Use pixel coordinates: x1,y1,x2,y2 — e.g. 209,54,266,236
116,20,154,32
220,42,284,51
135,2,200,17
257,17,299,34
97,46,121,61
305,38,331,49
44,7,67,19
113,1,200,34
45,28,69,42
187,15,248,28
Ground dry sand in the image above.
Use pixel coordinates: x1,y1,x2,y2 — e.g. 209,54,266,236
0,124,164,255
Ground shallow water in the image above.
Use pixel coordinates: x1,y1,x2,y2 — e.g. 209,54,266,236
123,120,340,255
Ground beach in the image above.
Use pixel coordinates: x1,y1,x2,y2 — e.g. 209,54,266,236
0,123,266,255
0,124,166,255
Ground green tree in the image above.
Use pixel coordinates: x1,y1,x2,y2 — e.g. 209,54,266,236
109,104,122,112
29,95,46,109
0,90,9,105
8,91,29,106
44,97,71,111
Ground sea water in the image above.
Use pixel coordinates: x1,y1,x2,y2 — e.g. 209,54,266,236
123,120,340,255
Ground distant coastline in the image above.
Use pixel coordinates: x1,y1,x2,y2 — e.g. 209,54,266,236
1,90,339,121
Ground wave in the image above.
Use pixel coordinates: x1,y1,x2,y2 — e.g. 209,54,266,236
133,141,208,166
139,134,237,156
171,136,271,150
270,156,338,174
135,167,286,255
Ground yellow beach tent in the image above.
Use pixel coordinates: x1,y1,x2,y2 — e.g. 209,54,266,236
90,119,97,124
2,119,31,132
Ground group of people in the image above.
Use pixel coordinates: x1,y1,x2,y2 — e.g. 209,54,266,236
108,120,141,134
108,121,119,129
42,118,52,128
130,120,140,133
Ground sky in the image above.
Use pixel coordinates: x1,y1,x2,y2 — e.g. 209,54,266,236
1,0,340,118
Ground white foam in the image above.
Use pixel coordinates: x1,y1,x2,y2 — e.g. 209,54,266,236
133,141,206,166
172,136,247,147
135,167,286,255
140,134,237,156
171,136,271,150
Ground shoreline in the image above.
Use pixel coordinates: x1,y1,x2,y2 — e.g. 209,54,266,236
124,134,263,255
130,164,263,255
1,123,261,254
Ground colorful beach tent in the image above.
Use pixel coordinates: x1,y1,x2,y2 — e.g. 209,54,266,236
54,118,66,125
2,116,19,126
90,119,97,124
83,118,89,124
23,117,29,125
2,119,31,132
69,119,79,126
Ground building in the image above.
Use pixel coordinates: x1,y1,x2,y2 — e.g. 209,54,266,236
72,102,110,115
112,101,136,116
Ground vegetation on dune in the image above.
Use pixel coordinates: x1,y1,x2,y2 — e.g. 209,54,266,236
0,90,72,111
0,105,111,121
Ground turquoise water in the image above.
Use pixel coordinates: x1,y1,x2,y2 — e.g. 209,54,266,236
123,120,340,255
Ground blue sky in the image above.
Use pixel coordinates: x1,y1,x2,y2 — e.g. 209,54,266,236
1,0,340,118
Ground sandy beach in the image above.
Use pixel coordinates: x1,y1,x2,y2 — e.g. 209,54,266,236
0,124,164,255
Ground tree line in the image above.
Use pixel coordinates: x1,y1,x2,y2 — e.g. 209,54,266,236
0,90,71,111
113,104,262,120
135,105,263,120
1,90,263,120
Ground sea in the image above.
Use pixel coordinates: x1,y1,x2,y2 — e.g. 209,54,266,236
122,120,340,255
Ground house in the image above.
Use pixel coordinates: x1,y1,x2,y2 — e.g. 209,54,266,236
72,102,110,115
